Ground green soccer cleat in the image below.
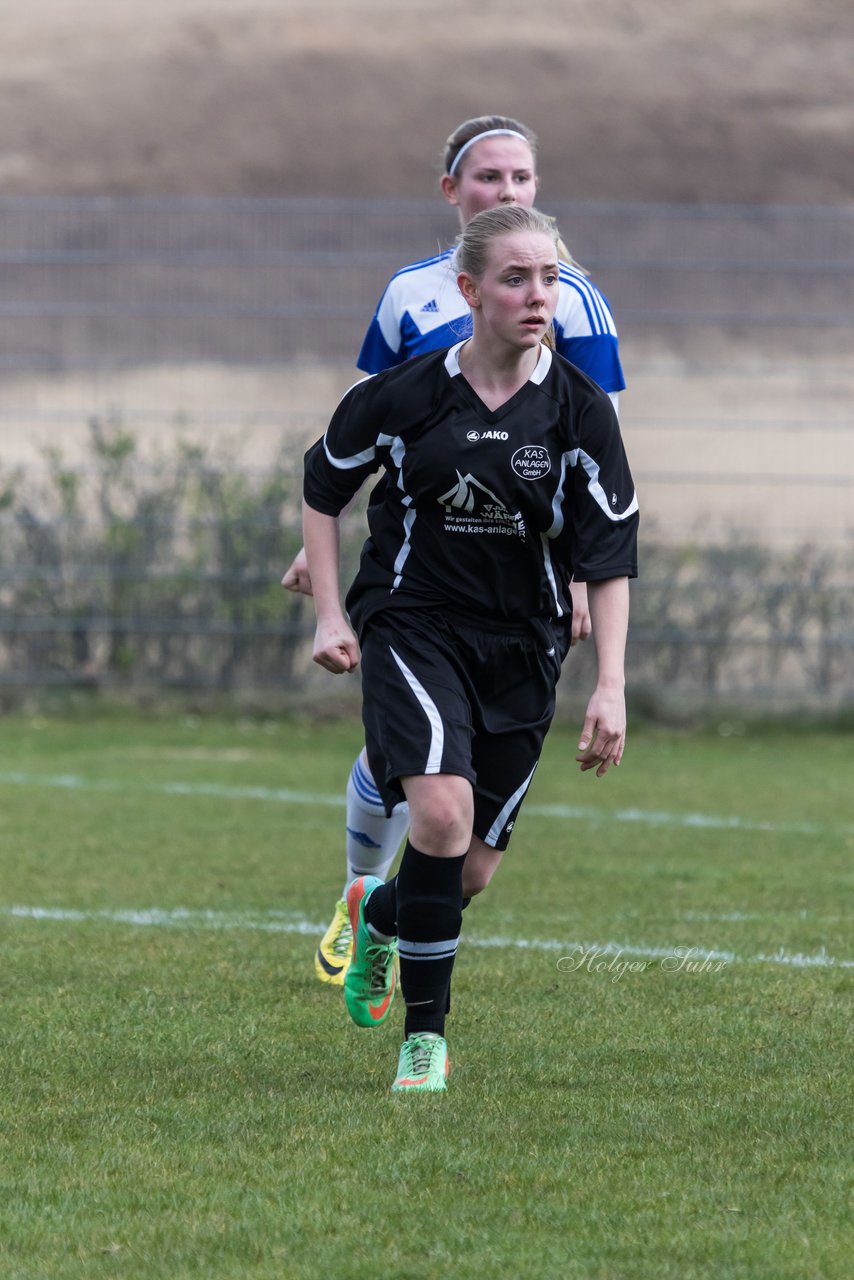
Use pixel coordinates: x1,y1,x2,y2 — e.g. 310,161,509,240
314,897,353,986
343,875,397,1027
391,1032,449,1093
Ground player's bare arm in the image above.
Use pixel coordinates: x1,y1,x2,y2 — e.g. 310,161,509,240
569,579,592,645
576,576,629,776
302,501,360,674
284,494,363,597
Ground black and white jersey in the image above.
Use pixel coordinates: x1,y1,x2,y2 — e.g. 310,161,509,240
304,342,638,632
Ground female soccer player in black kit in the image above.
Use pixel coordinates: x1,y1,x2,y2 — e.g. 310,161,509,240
303,205,639,1093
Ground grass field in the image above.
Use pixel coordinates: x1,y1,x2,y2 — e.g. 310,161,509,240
1,710,851,1279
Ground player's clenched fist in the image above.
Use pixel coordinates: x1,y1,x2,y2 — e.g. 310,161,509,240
281,547,313,596
312,617,360,674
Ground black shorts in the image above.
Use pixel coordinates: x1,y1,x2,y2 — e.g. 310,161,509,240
359,608,570,851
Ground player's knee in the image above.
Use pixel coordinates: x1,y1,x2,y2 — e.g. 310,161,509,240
409,798,471,853
402,774,473,855
462,840,503,898
411,811,470,854
461,865,493,897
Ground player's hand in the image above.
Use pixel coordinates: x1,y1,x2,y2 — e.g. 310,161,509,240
569,580,592,646
313,617,360,674
282,548,312,596
575,685,626,777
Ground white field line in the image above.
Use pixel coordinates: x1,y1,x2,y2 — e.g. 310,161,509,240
0,769,851,838
2,904,852,971
675,909,848,924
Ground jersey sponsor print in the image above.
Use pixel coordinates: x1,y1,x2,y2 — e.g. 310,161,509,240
304,343,638,634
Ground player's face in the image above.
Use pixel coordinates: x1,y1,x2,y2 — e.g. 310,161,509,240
441,136,539,224
463,231,559,352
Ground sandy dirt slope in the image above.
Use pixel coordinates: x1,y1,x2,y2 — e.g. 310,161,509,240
2,0,852,203
1,1,851,549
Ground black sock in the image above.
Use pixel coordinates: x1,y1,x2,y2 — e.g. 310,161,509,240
364,875,397,938
446,898,472,1013
395,840,464,1039
365,883,471,942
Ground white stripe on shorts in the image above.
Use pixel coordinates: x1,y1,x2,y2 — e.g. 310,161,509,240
486,764,538,846
388,646,444,773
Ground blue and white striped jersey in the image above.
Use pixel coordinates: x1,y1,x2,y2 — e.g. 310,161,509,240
357,248,626,395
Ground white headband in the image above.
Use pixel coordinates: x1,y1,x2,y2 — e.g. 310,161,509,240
447,129,531,178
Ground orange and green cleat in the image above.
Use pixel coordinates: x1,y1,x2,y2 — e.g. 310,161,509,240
314,897,353,986
343,876,397,1027
391,1032,449,1093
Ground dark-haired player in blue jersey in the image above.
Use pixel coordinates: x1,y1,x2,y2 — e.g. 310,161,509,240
303,205,638,1091
285,115,627,990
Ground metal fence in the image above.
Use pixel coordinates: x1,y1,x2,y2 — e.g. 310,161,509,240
1,196,853,367
1,196,852,706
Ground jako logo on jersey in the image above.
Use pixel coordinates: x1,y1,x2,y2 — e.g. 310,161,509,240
612,492,618,506
467,429,508,442
511,445,551,481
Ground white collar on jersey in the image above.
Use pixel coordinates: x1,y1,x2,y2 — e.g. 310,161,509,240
445,340,553,384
